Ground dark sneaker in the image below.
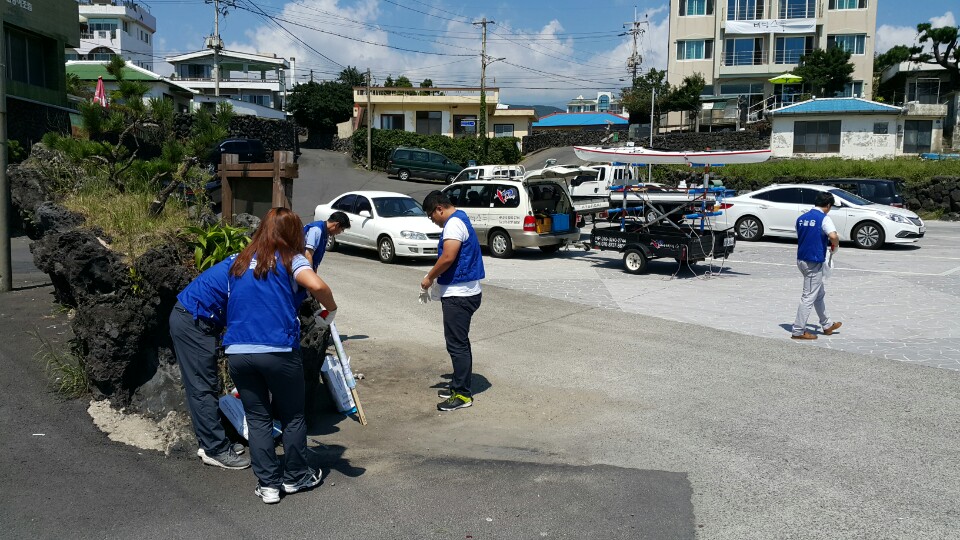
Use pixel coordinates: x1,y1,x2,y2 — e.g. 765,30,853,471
282,470,322,494
197,443,245,460
255,484,281,504
437,387,453,399
438,393,473,411
199,447,250,470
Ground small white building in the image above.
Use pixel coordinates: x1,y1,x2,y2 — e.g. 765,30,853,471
880,61,959,151
68,0,156,71
66,60,196,112
768,98,945,159
166,49,291,113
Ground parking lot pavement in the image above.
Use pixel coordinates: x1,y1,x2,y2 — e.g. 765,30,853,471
482,221,960,371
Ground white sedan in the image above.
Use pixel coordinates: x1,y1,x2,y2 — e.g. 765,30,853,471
314,191,442,263
714,184,924,249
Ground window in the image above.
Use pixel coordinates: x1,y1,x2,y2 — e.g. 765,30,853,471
677,40,714,61
719,82,764,95
430,153,448,165
779,0,815,18
416,111,442,135
491,185,521,208
775,36,813,64
373,197,425,218
355,196,372,215
903,120,932,154
410,151,430,162
793,120,841,153
829,0,866,9
392,149,410,160
241,95,270,106
332,194,358,213
679,0,714,16
827,34,866,55
443,185,465,206
598,94,610,111
381,114,405,130
727,0,763,21
755,188,804,204
5,27,54,88
873,122,889,135
459,185,491,208
724,37,764,65
834,81,864,97
494,124,515,138
182,64,211,79
453,114,477,137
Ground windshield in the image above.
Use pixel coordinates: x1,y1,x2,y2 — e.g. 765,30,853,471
829,188,872,206
373,197,426,218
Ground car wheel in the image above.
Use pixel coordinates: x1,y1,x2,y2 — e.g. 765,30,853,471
325,233,337,252
489,230,514,258
644,205,662,223
538,244,560,254
378,236,396,263
398,169,411,181
734,215,764,241
623,248,648,274
445,174,456,184
852,221,885,249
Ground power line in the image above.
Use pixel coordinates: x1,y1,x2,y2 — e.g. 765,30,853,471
235,0,345,68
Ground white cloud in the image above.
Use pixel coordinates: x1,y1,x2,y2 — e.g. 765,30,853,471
875,11,956,54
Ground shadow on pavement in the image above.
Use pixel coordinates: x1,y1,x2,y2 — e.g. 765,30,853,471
431,372,491,395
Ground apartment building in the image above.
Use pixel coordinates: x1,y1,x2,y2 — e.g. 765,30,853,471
667,0,877,115
67,0,156,71
166,49,290,113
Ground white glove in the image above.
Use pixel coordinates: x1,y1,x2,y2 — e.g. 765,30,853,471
315,309,336,329
418,287,431,305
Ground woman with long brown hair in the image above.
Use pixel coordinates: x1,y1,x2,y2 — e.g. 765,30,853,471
223,207,337,504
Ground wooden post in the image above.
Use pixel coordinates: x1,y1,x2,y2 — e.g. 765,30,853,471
220,152,297,225
220,153,239,224
272,150,294,208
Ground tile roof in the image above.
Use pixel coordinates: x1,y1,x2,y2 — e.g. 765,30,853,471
533,112,628,127
770,97,902,115
66,61,198,94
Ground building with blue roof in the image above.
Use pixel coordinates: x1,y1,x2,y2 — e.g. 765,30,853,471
768,98,945,160
533,112,629,131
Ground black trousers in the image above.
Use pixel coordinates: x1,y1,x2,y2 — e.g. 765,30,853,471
169,302,229,456
229,350,309,489
441,293,482,397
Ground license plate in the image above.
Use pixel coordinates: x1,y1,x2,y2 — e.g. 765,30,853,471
919,226,926,233
723,236,735,247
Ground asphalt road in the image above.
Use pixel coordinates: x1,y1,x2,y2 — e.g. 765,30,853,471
1,149,958,539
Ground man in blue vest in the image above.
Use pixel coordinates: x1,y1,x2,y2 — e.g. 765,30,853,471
421,191,485,411
303,211,350,271
792,191,842,340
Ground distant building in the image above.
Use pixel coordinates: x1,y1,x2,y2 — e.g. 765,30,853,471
532,112,629,131
768,97,946,159
348,86,536,144
67,0,156,71
66,61,196,112
567,92,624,114
880,61,958,151
166,49,291,113
4,0,80,147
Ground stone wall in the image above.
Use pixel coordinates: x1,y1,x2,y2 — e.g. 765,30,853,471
522,129,770,155
170,113,300,158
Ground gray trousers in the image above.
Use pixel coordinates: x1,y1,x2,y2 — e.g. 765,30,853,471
169,301,230,456
792,260,833,335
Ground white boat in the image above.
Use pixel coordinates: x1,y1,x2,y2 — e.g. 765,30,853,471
573,144,772,165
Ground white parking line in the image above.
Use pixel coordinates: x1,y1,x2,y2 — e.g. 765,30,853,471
726,259,948,277
940,266,960,276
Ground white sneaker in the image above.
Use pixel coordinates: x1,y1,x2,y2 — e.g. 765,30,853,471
282,470,322,494
255,485,281,504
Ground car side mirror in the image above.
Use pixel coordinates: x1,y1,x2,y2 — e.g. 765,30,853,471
359,210,372,218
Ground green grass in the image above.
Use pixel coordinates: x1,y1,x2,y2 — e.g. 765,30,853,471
32,331,89,399
62,179,193,260
713,157,960,186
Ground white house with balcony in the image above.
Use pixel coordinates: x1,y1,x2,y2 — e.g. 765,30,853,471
67,0,156,71
666,0,877,129
566,92,624,115
165,49,291,114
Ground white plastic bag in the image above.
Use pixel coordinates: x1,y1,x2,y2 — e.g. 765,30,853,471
823,249,835,280
321,354,357,414
218,389,282,440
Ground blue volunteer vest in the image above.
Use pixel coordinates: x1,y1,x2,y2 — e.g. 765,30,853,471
437,210,485,285
303,221,329,270
176,254,236,327
796,209,828,263
222,255,301,349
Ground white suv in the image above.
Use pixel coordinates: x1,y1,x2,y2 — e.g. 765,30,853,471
441,167,581,258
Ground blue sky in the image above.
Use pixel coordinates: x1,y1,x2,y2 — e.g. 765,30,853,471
141,0,955,106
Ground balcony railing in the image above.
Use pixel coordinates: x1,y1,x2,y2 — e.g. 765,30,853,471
774,48,815,64
778,2,816,18
721,49,769,66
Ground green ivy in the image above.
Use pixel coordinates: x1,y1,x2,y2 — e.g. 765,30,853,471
182,223,251,271
351,128,521,169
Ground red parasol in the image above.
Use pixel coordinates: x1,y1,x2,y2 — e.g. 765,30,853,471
93,76,109,107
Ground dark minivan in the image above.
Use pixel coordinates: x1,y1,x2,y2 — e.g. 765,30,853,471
387,146,463,183
808,178,906,208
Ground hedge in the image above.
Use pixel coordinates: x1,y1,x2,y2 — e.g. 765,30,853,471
350,128,521,170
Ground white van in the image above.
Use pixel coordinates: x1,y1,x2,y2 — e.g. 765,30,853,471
441,166,583,258
569,164,635,200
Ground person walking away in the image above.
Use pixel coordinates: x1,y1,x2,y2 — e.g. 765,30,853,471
170,255,251,470
420,191,484,411
792,192,842,340
224,207,339,504
303,211,350,271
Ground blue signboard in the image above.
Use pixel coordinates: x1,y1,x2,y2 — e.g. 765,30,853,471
460,120,476,127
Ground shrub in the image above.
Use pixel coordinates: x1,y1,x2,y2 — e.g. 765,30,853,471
351,128,521,169
182,223,251,271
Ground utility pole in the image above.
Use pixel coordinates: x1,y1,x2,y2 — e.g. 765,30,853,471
310,69,314,83
648,86,655,183
206,0,228,97
473,18,494,143
622,9,648,86
366,68,372,170
0,30,10,293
